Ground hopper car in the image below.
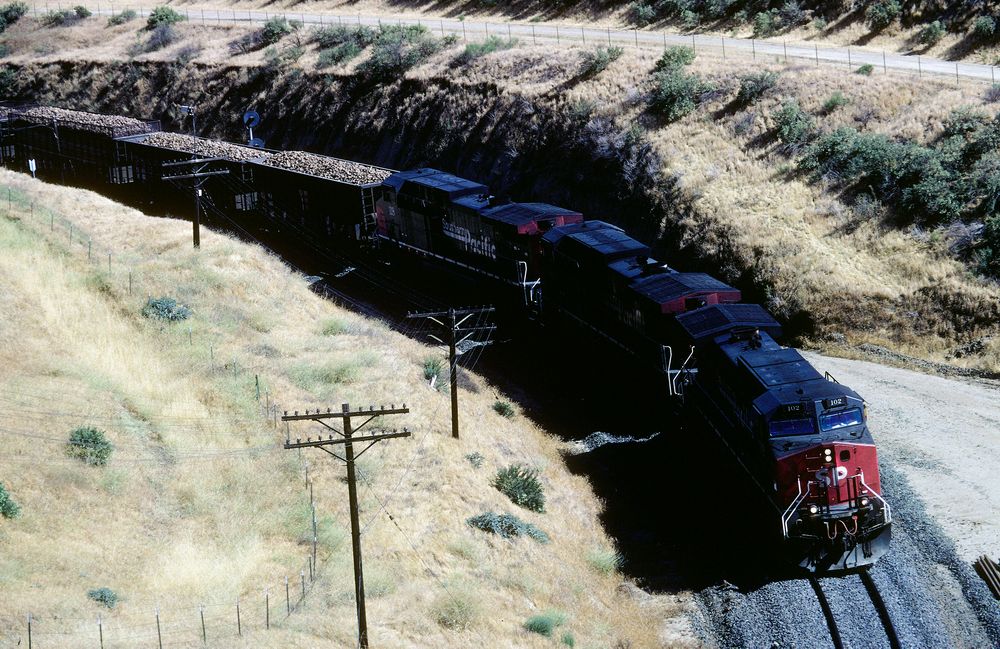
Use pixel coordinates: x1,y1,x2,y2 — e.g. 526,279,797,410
0,105,891,571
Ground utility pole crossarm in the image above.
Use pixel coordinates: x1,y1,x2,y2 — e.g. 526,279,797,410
284,430,411,449
406,306,495,319
281,406,409,421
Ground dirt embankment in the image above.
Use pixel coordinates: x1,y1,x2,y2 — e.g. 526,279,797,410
4,23,1000,373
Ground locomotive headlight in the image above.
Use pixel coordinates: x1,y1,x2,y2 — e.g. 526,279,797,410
860,497,869,507
809,505,819,514
824,448,833,460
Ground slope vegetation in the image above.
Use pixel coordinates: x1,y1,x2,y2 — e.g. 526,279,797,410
0,169,686,647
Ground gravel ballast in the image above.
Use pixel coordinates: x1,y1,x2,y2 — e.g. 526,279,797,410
264,150,392,185
139,132,272,163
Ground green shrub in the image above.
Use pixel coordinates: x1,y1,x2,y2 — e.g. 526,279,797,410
736,70,778,105
780,0,806,26
822,91,849,114
856,63,874,76
73,5,90,18
465,452,484,468
865,0,900,32
40,9,74,26
977,215,1000,277
752,10,779,38
654,45,695,72
774,100,812,146
493,464,544,512
423,356,444,381
0,482,20,519
467,511,548,542
460,35,515,62
146,5,184,30
918,20,945,46
587,547,623,575
141,296,190,321
630,1,656,26
0,2,26,25
68,426,114,466
972,16,996,41
985,84,1000,103
943,106,988,139
87,587,118,608
580,46,623,76
972,154,1000,215
360,25,452,80
107,9,136,26
260,16,292,45
492,400,514,418
524,610,567,637
312,24,375,49
813,16,828,31
316,42,359,67
650,67,708,122
562,632,576,647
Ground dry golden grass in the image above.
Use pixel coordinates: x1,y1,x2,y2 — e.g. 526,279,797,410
0,170,696,647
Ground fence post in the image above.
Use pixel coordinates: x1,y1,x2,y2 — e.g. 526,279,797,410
507,22,511,40
285,576,291,615
156,607,163,649
607,26,610,45
532,24,535,44
956,62,960,84
752,38,756,60
847,47,851,69
556,24,559,44
783,40,787,62
265,588,270,629
883,50,887,74
128,270,132,295
236,596,242,636
992,66,995,83
108,251,111,273
301,570,306,601
918,55,921,77
582,26,585,43
26,613,31,649
691,33,695,52
721,36,725,59
88,239,92,260
815,43,819,66
200,605,206,645
309,554,314,581
98,614,104,649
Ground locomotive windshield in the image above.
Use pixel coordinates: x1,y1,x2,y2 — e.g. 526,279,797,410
819,408,863,431
769,418,815,437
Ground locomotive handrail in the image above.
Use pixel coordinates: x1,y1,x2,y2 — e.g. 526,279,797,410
781,478,813,538
858,471,892,525
672,346,695,396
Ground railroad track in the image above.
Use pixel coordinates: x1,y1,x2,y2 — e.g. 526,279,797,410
811,569,902,649
974,555,1000,599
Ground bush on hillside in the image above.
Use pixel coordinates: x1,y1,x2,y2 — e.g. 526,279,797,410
865,0,900,32
464,452,484,468
459,35,516,63
753,10,780,38
579,46,623,77
73,5,90,18
0,0,26,32
736,70,779,105
68,426,114,465
467,511,549,542
918,20,946,46
822,91,849,114
431,588,480,629
493,464,545,512
524,611,567,637
312,25,375,49
650,67,708,122
943,106,988,139
977,215,1000,277
260,16,293,45
856,63,874,76
142,24,177,52
87,587,118,608
775,100,813,147
107,9,136,26
422,356,443,381
972,16,996,41
146,5,184,30
359,25,454,80
141,296,191,321
986,84,1000,103
492,400,514,418
630,1,656,26
0,482,20,519
40,9,75,26
654,45,695,72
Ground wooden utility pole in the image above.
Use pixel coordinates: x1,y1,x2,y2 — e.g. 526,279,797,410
161,157,230,248
407,306,495,438
282,403,411,649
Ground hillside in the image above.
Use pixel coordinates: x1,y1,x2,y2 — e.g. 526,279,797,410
0,169,688,647
2,15,999,374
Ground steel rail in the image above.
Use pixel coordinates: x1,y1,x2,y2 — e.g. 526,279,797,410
859,569,903,649
809,577,845,649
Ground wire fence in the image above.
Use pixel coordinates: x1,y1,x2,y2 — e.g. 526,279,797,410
28,3,1000,86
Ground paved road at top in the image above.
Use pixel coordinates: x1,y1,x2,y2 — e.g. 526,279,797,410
59,3,1000,84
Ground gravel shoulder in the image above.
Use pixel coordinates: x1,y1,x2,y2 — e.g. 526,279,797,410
802,351,1000,564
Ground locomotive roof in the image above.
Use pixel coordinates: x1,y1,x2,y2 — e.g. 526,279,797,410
481,202,582,226
544,220,649,261
631,272,736,304
384,168,487,197
675,303,782,341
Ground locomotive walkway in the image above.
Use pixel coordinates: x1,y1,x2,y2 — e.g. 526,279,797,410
52,3,1000,85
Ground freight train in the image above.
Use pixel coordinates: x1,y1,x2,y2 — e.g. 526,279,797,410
0,105,891,571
